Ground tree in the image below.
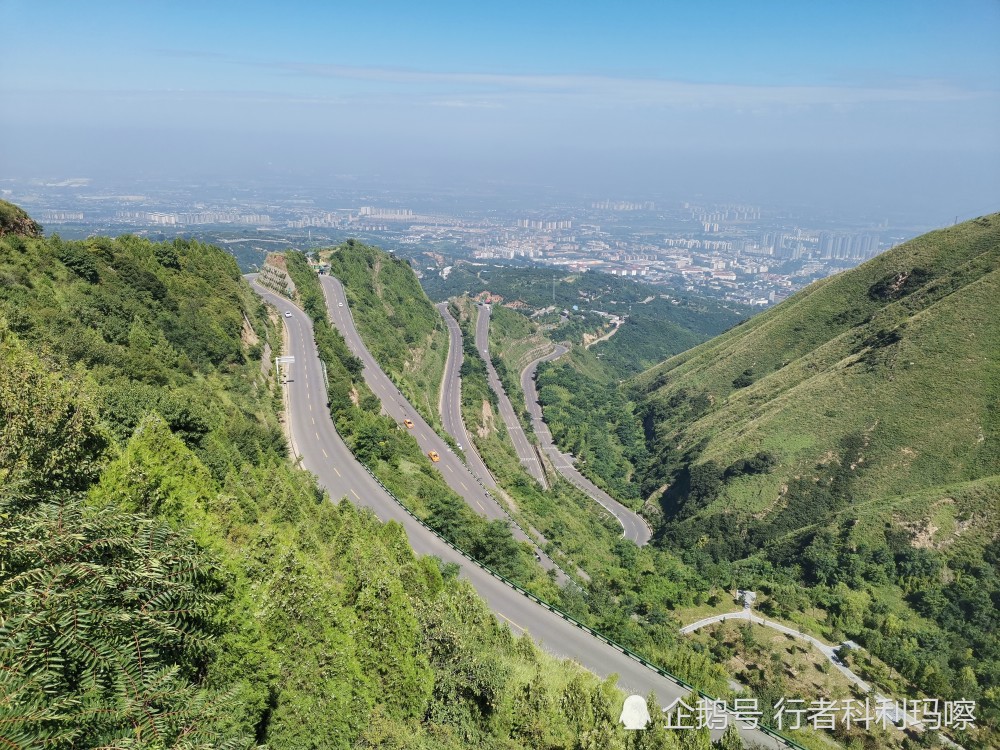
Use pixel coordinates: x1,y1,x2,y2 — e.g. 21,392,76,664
0,335,110,497
714,724,743,750
0,495,248,749
353,572,433,720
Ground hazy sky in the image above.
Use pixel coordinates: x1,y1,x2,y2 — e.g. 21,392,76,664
2,0,998,218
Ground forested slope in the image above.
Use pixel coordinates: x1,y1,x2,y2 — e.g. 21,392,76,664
0,207,718,750
323,240,448,430
630,213,1000,746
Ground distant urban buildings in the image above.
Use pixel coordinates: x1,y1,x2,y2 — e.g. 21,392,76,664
818,231,882,260
517,219,572,230
358,207,413,220
115,211,271,226
591,200,655,211
10,177,902,311
37,210,84,221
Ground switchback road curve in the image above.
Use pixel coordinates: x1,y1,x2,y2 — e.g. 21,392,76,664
249,277,792,750
520,346,653,546
435,301,497,489
475,303,548,487
320,275,567,583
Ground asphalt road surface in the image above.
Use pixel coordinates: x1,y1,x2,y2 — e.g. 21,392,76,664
249,277,790,749
320,275,567,582
521,346,653,547
475,304,548,487
435,302,497,488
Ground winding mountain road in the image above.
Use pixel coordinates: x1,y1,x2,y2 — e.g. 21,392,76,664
435,302,497,488
475,304,548,487
248,276,792,750
320,276,567,583
521,346,653,547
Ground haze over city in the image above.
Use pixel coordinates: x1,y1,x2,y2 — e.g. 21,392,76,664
2,0,999,221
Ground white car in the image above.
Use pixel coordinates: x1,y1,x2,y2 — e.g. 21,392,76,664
284,311,292,318
338,302,344,307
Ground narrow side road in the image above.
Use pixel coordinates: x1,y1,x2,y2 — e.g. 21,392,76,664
521,346,653,546
682,611,872,694
680,611,943,734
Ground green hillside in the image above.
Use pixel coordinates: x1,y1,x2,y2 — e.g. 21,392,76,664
631,213,1000,741
634,213,1000,502
323,240,448,430
0,214,713,749
593,296,731,376
423,263,744,377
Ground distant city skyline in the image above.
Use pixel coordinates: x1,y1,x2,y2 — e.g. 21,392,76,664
1,0,998,221
4,173,915,310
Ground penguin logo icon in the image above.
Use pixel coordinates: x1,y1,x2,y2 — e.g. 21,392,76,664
619,695,651,730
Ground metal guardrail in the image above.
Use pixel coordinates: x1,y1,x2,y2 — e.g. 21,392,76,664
331,283,574,583
336,431,806,749
268,276,806,750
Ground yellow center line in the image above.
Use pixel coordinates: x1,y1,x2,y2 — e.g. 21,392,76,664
497,612,525,632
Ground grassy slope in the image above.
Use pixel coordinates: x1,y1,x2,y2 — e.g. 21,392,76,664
627,214,1000,747
0,198,42,237
325,241,448,430
592,296,726,377
535,346,651,507
634,213,1000,513
488,303,552,374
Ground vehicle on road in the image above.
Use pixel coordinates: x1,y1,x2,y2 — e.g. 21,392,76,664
338,302,344,307
403,419,414,429
427,450,440,462
284,311,292,317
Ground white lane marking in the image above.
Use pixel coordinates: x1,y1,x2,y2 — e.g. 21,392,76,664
446,464,453,473
334,467,341,477
315,432,320,440
322,448,328,458
311,417,315,424
476,500,485,511
351,488,360,499
460,481,468,491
